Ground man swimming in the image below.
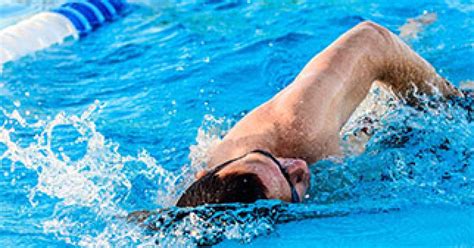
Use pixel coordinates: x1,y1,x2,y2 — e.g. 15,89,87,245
176,21,469,207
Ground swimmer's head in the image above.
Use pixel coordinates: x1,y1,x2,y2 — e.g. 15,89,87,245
176,150,310,207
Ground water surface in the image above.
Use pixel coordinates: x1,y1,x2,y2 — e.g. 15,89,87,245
0,0,473,247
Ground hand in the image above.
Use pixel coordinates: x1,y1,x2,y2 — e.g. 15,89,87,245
460,81,474,98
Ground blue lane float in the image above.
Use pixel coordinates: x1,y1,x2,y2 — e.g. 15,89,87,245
0,0,128,65
52,0,128,36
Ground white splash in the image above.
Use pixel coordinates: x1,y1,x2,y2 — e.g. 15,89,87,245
0,101,179,246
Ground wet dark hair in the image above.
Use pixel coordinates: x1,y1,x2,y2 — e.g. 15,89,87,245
176,166,268,207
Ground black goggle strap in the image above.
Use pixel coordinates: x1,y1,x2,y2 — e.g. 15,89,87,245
250,149,300,203
209,149,301,203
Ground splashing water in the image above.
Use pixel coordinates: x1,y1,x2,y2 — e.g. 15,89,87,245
1,0,473,247
1,87,473,246
312,91,474,207
0,102,179,246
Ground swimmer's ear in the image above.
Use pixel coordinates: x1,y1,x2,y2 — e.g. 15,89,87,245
195,170,207,179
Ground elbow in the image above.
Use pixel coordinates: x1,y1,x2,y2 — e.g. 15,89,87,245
353,21,392,43
351,21,394,78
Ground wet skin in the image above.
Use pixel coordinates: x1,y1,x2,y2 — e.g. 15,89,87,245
196,21,464,203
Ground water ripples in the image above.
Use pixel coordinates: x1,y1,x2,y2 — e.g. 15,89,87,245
1,0,473,246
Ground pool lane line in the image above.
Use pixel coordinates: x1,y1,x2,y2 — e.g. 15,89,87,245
0,0,129,65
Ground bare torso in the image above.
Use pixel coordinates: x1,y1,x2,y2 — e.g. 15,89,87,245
208,77,343,166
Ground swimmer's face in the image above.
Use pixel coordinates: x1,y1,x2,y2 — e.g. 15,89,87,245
197,152,311,203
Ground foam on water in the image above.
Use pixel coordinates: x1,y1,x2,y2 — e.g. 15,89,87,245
1,88,473,246
0,0,473,246
1,101,177,246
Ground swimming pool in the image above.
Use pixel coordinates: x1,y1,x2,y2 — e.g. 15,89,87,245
1,0,473,247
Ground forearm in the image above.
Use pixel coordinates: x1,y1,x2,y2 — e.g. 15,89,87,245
371,22,462,103
272,21,462,132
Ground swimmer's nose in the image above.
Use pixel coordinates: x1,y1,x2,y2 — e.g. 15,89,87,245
278,158,311,191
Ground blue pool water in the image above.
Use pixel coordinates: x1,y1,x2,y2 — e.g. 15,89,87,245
1,0,473,247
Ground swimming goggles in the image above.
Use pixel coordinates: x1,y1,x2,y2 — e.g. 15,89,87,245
210,149,301,203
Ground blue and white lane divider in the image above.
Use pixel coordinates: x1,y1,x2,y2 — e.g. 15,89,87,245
0,0,128,65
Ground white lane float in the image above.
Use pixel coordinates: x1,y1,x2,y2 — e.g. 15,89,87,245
0,0,128,65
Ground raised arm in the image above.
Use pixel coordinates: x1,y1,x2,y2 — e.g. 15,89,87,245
369,21,462,104
210,21,464,164
273,21,462,131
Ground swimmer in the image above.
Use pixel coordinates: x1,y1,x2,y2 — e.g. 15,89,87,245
176,21,470,207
